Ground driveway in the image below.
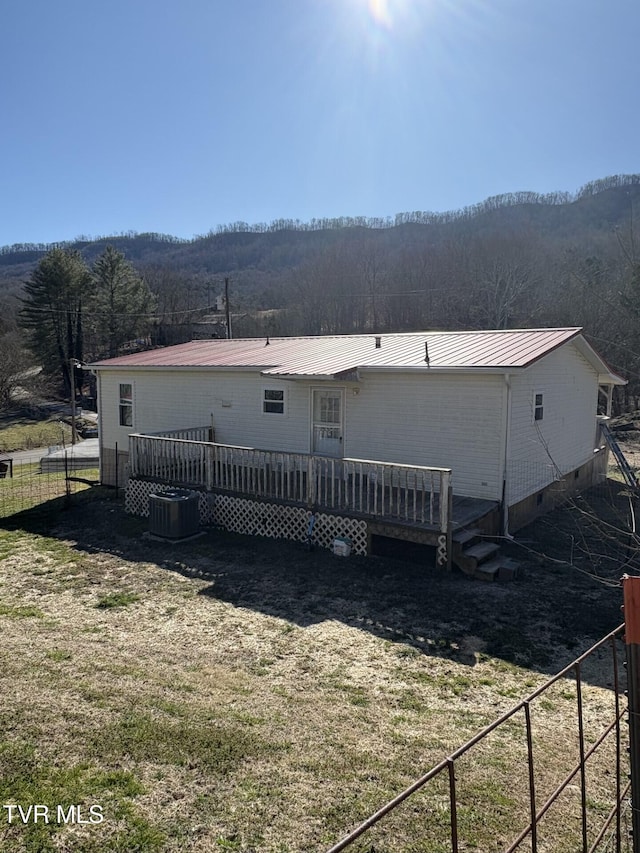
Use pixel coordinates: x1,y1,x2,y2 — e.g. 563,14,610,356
0,446,52,467
1,438,99,469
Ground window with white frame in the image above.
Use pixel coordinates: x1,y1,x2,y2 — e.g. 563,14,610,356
534,392,544,422
119,383,133,427
262,388,285,415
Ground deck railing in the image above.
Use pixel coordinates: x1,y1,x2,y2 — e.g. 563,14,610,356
151,425,213,442
128,432,452,532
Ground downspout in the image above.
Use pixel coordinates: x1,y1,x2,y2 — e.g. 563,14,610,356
501,373,513,538
96,370,104,483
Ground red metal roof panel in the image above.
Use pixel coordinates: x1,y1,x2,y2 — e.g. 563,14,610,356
90,328,593,373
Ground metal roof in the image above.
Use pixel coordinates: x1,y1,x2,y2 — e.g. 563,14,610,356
89,328,625,383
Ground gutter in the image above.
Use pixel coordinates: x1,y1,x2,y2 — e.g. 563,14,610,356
89,364,274,373
357,365,525,376
90,362,532,377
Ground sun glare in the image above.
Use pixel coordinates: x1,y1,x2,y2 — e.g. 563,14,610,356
332,0,431,80
361,0,429,31
349,0,436,39
367,0,394,29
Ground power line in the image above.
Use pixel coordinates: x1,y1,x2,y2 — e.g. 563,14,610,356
20,304,212,319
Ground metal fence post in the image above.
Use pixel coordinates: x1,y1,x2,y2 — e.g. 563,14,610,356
623,574,640,852
64,450,71,506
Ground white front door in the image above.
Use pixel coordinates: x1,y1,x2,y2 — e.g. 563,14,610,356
312,388,344,456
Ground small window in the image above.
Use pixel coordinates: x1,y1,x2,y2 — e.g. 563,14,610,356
534,393,544,422
263,388,285,415
119,383,133,427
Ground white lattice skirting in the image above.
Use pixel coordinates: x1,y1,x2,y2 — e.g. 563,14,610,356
125,478,368,555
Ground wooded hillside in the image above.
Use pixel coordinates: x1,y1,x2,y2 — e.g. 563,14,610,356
2,173,640,407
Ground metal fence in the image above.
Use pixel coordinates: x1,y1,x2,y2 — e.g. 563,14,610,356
0,454,102,521
326,624,629,853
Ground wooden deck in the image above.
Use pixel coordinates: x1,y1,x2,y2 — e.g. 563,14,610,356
129,431,453,532
127,430,503,566
311,490,499,535
368,496,500,550
450,495,501,531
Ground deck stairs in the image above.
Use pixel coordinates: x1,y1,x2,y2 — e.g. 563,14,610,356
452,527,520,581
601,423,640,490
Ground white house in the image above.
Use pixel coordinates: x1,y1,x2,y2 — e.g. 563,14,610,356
90,328,624,539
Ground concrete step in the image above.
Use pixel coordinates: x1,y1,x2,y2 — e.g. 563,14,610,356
497,558,520,581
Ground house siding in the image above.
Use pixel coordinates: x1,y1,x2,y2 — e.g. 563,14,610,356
99,369,312,456
344,371,505,500
507,343,599,505
98,347,600,507
98,368,506,500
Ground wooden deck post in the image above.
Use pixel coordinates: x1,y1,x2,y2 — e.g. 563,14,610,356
129,435,137,477
205,443,214,491
307,455,316,506
435,471,453,570
128,437,134,477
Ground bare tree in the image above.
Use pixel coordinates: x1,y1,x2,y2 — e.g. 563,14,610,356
0,333,34,411
466,232,542,329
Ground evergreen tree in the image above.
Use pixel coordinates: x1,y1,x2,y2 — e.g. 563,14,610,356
91,246,156,357
19,248,90,395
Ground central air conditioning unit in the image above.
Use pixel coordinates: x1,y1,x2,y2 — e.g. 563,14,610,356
148,490,200,539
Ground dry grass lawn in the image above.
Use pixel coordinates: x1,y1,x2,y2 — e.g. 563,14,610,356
0,413,72,453
0,483,630,852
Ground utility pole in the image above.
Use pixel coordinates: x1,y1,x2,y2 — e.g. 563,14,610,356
70,359,77,446
69,359,86,446
224,277,232,339
623,574,640,852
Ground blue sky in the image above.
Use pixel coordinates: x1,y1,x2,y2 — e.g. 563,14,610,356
1,0,638,246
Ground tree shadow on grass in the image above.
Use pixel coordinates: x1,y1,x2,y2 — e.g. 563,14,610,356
0,491,624,689
193,532,622,680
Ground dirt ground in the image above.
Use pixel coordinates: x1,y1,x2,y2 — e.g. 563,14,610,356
50,491,627,676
